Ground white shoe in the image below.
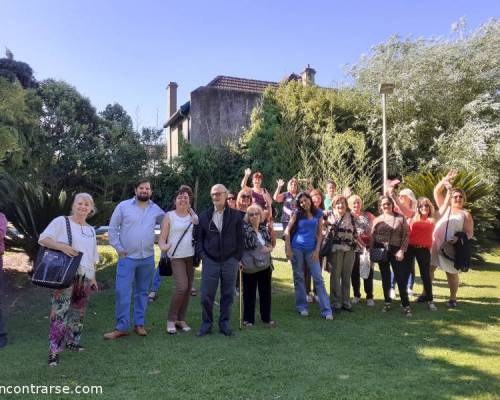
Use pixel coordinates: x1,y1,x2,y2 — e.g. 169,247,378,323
408,289,414,297
325,314,334,320
428,302,438,311
367,299,375,307
299,310,309,317
306,295,313,303
389,289,396,299
351,297,360,305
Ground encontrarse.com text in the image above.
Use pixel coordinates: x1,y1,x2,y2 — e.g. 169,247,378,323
0,385,103,395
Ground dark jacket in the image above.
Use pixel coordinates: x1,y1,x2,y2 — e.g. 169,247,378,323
196,207,244,263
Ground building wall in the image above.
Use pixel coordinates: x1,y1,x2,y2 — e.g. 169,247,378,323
166,118,190,159
189,86,262,147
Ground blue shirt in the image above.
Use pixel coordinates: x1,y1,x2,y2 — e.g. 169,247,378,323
108,197,165,259
291,209,323,251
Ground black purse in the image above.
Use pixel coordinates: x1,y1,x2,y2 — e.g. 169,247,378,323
159,222,192,276
320,214,346,257
32,217,83,289
370,215,400,263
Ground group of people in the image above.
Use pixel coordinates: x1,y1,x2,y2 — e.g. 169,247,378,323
0,168,474,368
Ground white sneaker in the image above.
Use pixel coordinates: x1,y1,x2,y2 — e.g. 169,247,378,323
351,297,360,305
367,299,375,307
389,289,396,299
325,314,334,320
306,295,313,303
299,310,309,317
428,302,438,311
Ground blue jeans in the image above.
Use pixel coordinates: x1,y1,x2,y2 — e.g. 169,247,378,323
150,267,165,293
291,249,332,317
115,256,155,331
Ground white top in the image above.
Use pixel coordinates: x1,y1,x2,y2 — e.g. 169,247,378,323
256,231,266,246
432,207,465,274
39,216,99,279
166,211,194,258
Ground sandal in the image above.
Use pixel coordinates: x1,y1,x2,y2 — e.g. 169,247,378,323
48,353,59,367
166,321,177,334
148,292,157,303
175,321,192,332
66,343,85,352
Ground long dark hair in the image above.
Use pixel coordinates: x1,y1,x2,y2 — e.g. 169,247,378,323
288,192,318,239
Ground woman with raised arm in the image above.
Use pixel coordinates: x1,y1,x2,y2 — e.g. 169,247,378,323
407,197,438,311
370,196,411,317
284,192,333,320
273,178,299,231
432,171,474,307
241,168,274,221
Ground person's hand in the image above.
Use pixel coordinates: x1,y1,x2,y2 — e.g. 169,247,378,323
159,243,172,252
261,245,273,254
312,249,320,261
244,168,252,176
395,249,404,261
277,179,285,188
386,186,395,197
342,186,352,198
61,244,79,257
444,170,457,182
118,251,128,258
90,278,99,292
285,248,294,260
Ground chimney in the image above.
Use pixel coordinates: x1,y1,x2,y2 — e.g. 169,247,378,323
301,64,316,86
167,82,178,117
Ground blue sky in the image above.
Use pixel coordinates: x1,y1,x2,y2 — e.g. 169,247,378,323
1,0,498,129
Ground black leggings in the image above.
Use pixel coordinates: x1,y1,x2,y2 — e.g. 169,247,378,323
377,245,411,307
406,246,433,301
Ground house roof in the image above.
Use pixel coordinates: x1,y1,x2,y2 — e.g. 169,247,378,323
164,101,190,128
206,75,278,93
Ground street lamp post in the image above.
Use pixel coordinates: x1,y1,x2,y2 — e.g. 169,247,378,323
378,83,395,194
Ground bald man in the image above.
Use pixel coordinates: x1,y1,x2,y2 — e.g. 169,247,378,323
196,184,244,336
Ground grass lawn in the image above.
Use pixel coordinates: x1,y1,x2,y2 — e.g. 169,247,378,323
1,242,499,400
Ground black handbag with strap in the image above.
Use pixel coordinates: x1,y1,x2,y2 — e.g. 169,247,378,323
159,222,192,276
32,217,83,289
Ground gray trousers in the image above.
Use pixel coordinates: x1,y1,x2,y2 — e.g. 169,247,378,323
200,256,239,332
328,249,355,309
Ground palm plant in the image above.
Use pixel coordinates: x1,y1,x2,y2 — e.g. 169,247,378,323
403,170,495,251
0,174,73,261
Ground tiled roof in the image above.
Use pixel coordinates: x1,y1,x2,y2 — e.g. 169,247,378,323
206,75,278,93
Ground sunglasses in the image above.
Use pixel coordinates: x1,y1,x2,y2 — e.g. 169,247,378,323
227,197,235,201
248,212,260,217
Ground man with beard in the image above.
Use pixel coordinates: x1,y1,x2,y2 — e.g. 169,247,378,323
196,184,244,337
104,179,164,339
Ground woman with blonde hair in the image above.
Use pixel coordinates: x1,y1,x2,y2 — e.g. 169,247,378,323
241,205,275,326
407,197,438,311
432,171,474,307
39,193,100,367
348,195,375,306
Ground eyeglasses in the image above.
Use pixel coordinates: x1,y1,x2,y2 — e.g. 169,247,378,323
211,192,226,197
381,202,392,207
80,225,95,238
227,197,235,201
419,204,430,209
248,212,260,217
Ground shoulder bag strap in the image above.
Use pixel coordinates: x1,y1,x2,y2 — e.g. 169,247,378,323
171,222,193,258
443,207,452,242
64,216,73,246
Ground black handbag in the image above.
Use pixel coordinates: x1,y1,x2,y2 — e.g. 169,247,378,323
370,245,389,263
320,214,346,257
159,222,192,277
32,217,83,289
